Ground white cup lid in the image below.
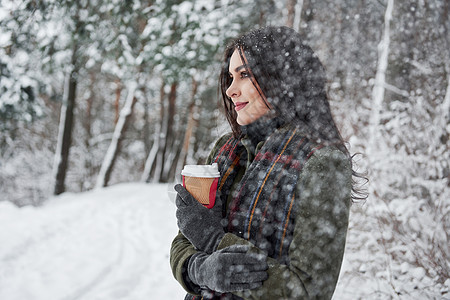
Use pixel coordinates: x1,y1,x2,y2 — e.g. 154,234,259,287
181,163,220,178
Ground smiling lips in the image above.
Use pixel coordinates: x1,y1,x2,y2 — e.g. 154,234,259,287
234,102,249,111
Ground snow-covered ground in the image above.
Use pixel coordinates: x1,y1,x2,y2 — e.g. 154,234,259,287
0,183,185,300
1,183,448,299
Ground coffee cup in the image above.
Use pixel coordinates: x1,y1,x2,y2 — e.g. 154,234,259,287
181,163,220,209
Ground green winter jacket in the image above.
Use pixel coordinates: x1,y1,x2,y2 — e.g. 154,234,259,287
170,128,352,299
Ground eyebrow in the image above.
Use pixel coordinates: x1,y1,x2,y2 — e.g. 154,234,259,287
235,65,247,72
229,64,248,74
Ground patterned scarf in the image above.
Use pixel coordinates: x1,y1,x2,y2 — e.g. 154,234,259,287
213,124,323,263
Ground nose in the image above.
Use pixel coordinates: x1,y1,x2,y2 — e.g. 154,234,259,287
226,80,240,99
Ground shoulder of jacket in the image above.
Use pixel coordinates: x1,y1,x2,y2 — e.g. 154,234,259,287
218,132,234,143
301,145,352,179
213,132,234,150
300,146,352,184
309,145,348,161
206,132,234,164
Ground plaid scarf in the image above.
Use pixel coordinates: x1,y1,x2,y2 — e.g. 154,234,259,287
213,125,323,263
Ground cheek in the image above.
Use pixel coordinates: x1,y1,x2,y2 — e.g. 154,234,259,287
244,83,261,101
251,89,267,110
248,86,260,98
243,81,269,113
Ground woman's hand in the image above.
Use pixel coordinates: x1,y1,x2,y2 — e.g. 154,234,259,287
174,184,225,253
187,245,268,293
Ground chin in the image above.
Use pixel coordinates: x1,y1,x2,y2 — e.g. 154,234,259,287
236,118,250,126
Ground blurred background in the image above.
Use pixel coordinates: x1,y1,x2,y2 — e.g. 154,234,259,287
0,0,449,297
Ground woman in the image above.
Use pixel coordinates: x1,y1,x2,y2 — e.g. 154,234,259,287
171,26,364,299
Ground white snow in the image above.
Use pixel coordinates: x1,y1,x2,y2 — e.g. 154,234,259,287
1,183,448,299
0,183,185,300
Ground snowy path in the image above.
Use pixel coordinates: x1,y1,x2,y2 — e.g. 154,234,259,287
0,183,185,300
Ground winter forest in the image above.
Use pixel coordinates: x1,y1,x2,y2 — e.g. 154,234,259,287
0,0,449,299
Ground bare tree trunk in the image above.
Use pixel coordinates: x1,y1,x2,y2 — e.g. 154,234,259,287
444,1,449,62
369,0,394,152
95,83,137,188
145,81,166,183
294,0,304,32
140,84,161,183
286,0,296,28
114,79,121,124
442,65,450,151
142,86,151,155
84,73,94,152
286,0,303,30
159,82,177,182
442,1,450,129
175,77,199,177
82,72,95,190
301,0,312,22
141,129,159,182
53,46,78,195
164,134,182,181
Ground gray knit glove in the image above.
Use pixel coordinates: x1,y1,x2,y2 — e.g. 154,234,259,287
175,184,225,254
187,245,268,293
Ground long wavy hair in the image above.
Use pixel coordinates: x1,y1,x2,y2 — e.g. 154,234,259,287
219,26,368,201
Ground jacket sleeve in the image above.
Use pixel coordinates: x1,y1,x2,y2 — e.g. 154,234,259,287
170,232,201,294
169,133,233,295
216,147,352,299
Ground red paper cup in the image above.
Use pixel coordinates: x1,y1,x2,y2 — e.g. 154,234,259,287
181,163,220,209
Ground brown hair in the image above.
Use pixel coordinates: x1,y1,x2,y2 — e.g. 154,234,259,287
219,26,341,144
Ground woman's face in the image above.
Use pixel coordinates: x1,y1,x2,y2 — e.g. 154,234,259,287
226,49,270,126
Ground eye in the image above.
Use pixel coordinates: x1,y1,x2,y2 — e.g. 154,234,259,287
240,71,250,78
